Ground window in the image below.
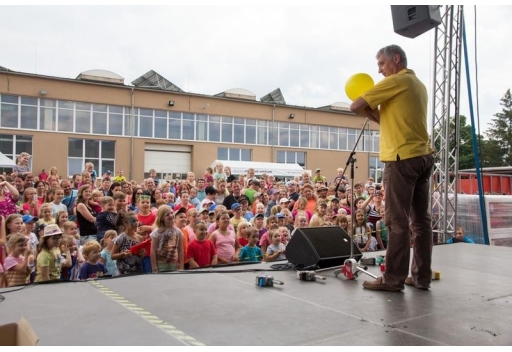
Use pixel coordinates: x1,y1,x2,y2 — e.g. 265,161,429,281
218,148,251,161
0,134,33,174
370,131,380,152
209,115,220,142
58,101,74,132
221,117,233,143
338,128,348,150
183,113,194,140
68,138,115,177
257,120,268,145
328,127,338,150
348,128,361,151
289,123,300,147
109,106,124,136
300,124,310,148
139,108,153,137
233,118,245,144
278,122,289,147
169,111,181,140
1,94,380,156
369,156,385,183
310,125,319,149
93,105,108,135
276,150,305,167
0,94,18,129
196,114,208,141
154,110,168,139
319,126,329,149
20,96,38,130
246,119,256,144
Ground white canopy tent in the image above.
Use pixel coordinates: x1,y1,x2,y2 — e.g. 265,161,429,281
0,152,16,168
211,160,305,178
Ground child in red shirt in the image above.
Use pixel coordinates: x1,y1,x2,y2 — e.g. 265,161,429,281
136,195,156,273
187,221,217,268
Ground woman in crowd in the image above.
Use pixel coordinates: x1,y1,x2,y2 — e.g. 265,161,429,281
75,184,98,243
224,166,236,183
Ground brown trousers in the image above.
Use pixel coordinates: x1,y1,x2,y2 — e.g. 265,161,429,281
383,154,435,288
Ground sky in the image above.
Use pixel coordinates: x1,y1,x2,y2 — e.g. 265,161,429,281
1,3,511,135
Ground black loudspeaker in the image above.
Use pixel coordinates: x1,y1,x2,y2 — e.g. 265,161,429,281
391,5,442,38
286,227,362,269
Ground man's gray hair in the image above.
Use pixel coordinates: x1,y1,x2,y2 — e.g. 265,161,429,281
376,45,408,67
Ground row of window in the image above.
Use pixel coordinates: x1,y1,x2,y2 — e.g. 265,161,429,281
0,94,380,152
1,133,384,182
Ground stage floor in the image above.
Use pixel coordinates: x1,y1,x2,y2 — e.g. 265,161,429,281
1,243,511,346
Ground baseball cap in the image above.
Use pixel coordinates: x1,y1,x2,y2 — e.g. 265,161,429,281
318,185,329,191
331,197,340,203
279,198,290,204
106,170,112,174
209,204,217,212
250,179,261,186
239,195,249,203
231,203,241,211
36,223,47,234
22,214,39,223
42,224,63,238
200,208,209,214
315,168,321,172
174,207,187,216
276,213,285,219
254,213,265,219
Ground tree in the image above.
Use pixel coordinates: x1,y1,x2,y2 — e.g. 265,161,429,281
485,89,512,166
480,139,505,167
457,115,480,170
432,114,484,170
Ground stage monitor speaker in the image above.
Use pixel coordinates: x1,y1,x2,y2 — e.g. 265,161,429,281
391,5,442,38
286,227,362,269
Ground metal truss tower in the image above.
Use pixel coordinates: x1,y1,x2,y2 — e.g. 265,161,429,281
430,5,464,243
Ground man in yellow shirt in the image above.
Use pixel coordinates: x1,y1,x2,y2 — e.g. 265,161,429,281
350,44,435,292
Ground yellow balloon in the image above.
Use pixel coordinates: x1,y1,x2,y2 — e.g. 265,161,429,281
345,73,375,101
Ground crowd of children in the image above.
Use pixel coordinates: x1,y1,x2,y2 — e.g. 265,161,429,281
0,158,388,287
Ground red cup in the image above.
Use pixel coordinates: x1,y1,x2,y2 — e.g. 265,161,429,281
380,263,386,273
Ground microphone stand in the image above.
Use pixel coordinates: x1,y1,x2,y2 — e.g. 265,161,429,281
334,117,370,261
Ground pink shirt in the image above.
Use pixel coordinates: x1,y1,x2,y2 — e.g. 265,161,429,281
3,255,30,287
0,192,17,218
211,229,236,263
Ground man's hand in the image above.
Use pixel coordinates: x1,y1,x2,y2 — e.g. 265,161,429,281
350,98,380,124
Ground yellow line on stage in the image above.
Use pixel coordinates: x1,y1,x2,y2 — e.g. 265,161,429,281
89,281,204,346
